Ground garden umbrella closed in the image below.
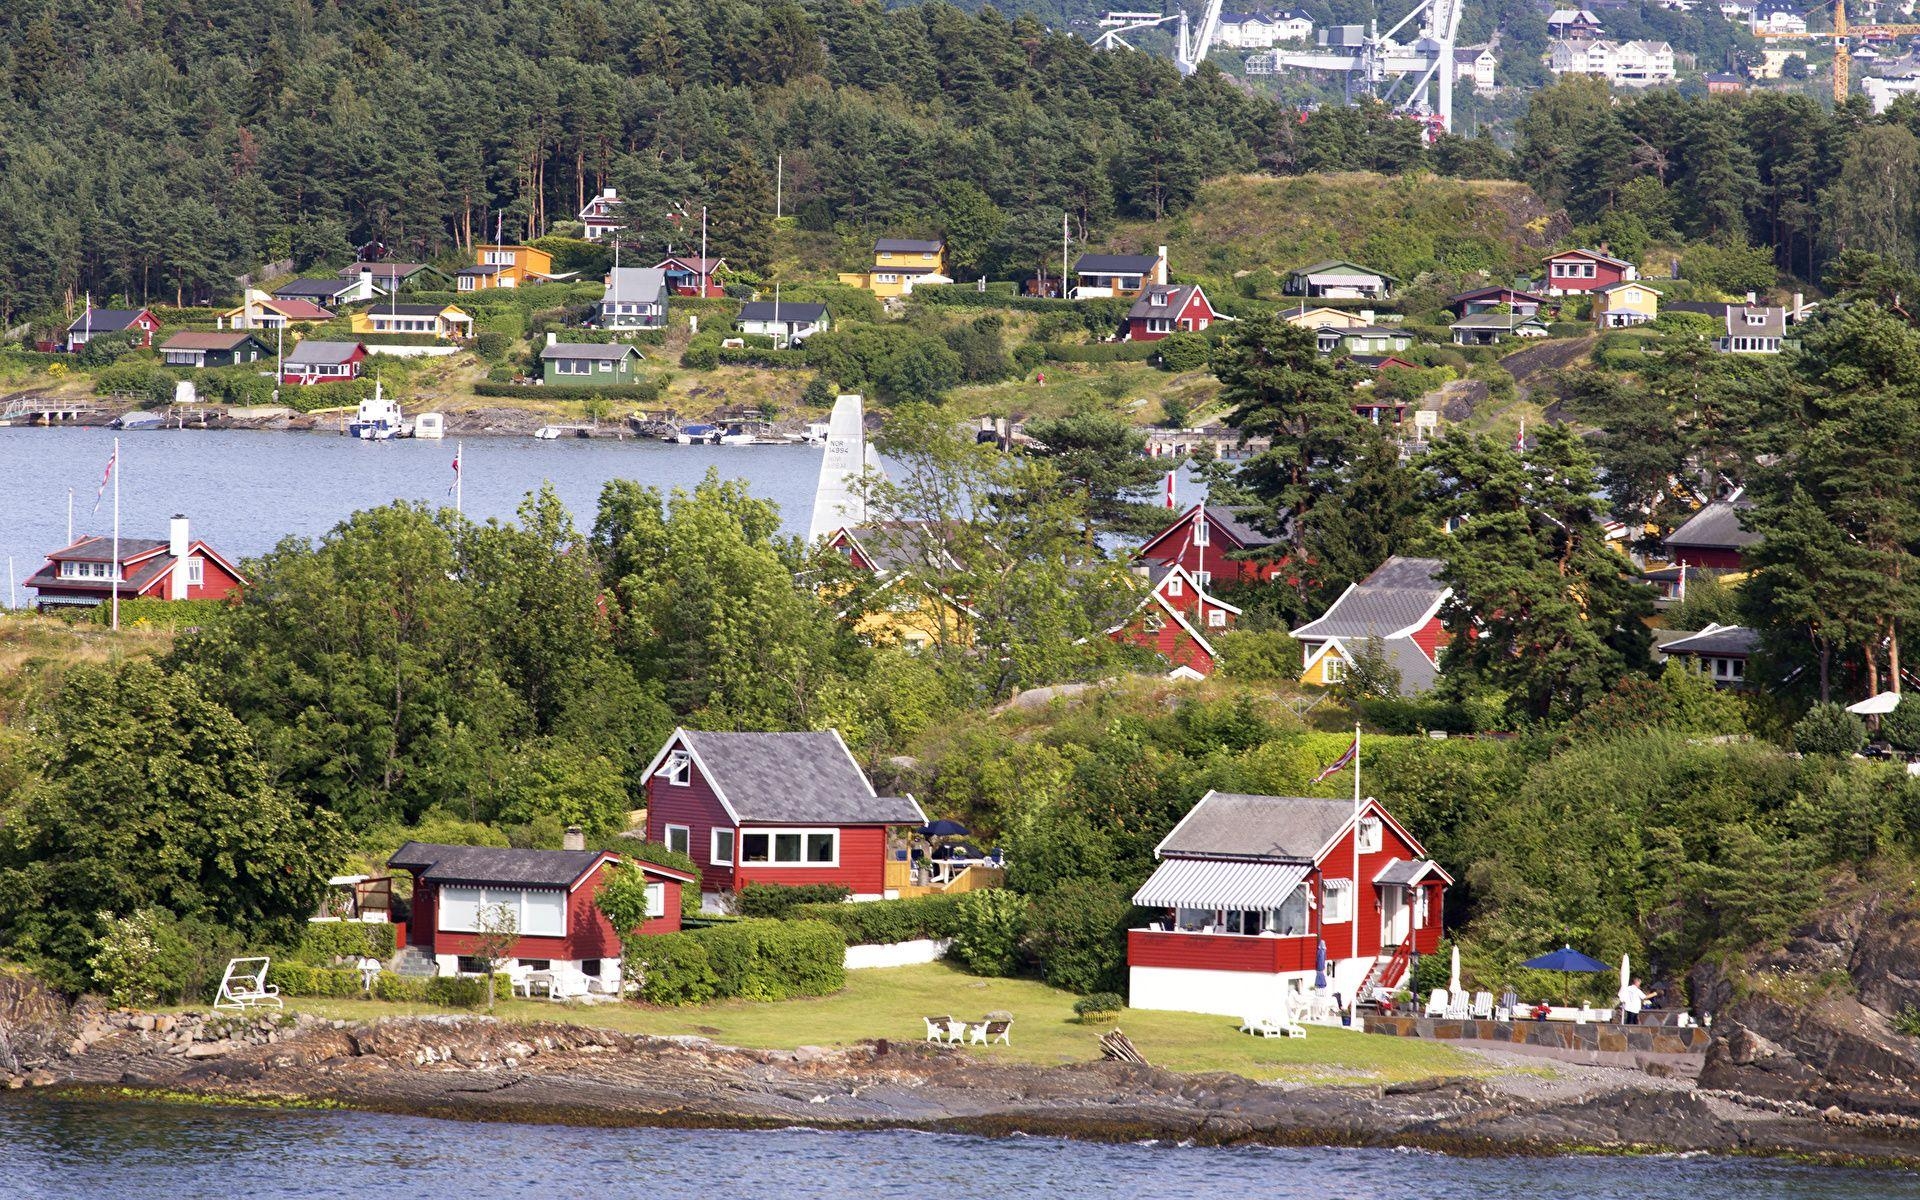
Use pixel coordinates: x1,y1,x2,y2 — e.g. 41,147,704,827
1620,953,1630,993
1449,945,1461,996
1314,938,1327,990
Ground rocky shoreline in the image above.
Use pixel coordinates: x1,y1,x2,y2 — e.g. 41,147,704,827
4,988,1917,1166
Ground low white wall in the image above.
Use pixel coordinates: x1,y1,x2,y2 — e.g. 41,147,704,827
365,344,460,358
1128,965,1314,1018
844,938,950,970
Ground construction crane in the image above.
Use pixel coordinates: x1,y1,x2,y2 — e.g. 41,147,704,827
1750,0,1920,103
1267,0,1466,132
1095,1,1227,74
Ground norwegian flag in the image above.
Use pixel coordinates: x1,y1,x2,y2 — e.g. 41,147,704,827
1164,471,1176,509
449,449,461,496
1312,736,1358,784
92,444,117,514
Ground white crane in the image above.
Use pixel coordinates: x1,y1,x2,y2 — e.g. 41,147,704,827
1095,1,1226,75
1268,0,1466,132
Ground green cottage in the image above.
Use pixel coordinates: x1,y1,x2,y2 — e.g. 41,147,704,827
158,331,274,369
540,337,645,386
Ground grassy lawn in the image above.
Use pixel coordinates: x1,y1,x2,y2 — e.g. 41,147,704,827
281,961,1487,1086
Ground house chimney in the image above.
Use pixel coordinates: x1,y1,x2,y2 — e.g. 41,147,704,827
1360,308,1375,325
1745,291,1757,304
546,331,557,347
603,186,617,200
1155,246,1169,287
1792,291,1804,319
361,268,375,294
564,826,586,851
169,515,190,600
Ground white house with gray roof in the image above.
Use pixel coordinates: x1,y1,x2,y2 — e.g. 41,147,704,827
597,267,669,330
1130,790,1450,1018
1292,556,1451,692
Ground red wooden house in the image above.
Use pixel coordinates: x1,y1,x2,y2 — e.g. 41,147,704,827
1541,248,1636,295
388,839,691,998
1129,791,1449,1018
1135,503,1287,588
25,515,246,611
641,729,927,908
1663,497,1757,571
1125,283,1216,342
653,255,727,298
1107,564,1240,679
64,307,159,352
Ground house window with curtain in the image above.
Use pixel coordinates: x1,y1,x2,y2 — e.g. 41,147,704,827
1322,877,1353,924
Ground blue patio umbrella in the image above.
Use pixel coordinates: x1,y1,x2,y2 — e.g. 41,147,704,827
1314,938,1328,990
1520,945,1610,1004
919,819,970,838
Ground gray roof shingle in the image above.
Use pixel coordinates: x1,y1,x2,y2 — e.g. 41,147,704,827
1159,793,1357,860
1293,557,1449,641
65,309,150,333
1205,505,1283,547
281,341,363,368
542,343,641,362
1662,624,1759,656
682,730,926,825
1076,253,1160,274
388,842,607,887
875,238,943,254
1664,499,1758,550
738,300,827,324
274,278,356,300
1128,283,1202,320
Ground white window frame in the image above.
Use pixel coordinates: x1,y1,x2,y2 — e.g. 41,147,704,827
664,824,691,857
665,750,692,786
711,828,735,865
1192,518,1210,547
1322,877,1353,924
1323,656,1346,683
1208,609,1227,628
644,882,666,919
1166,575,1184,596
187,557,204,586
555,359,590,376
736,828,840,867
436,885,566,937
1357,815,1383,854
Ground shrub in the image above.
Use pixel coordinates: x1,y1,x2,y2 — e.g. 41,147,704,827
473,331,512,361
619,842,703,917
1885,698,1920,752
1011,342,1045,372
1073,992,1124,1022
265,962,362,997
624,932,719,1004
1356,696,1478,735
1042,341,1156,363
86,909,178,1006
370,972,509,1005
1546,321,1589,339
471,381,660,401
1794,702,1865,757
736,882,852,919
1024,880,1135,995
294,921,398,964
94,362,175,408
1894,1004,1920,1039
681,339,720,369
693,919,845,1001
90,597,229,631
1155,331,1210,372
1217,629,1304,681
950,888,1029,976
716,346,807,369
789,893,962,945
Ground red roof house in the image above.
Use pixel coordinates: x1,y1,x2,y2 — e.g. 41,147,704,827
1108,564,1241,679
64,307,159,352
1128,790,1450,1017
642,729,927,907
1125,283,1216,342
25,515,246,610
653,255,727,298
1541,248,1636,295
1135,503,1288,588
388,838,692,999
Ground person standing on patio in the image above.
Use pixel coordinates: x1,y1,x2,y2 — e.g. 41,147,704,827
1619,977,1657,1025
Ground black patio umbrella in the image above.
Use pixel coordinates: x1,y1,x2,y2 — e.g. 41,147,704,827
919,819,970,838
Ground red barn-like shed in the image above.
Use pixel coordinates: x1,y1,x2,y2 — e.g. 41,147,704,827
642,729,926,908
1128,791,1449,1018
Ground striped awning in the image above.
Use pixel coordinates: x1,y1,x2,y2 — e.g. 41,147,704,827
1132,858,1311,910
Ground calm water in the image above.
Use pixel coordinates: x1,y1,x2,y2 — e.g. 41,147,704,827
0,1098,1910,1199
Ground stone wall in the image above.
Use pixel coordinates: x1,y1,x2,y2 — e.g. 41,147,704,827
1365,1014,1711,1056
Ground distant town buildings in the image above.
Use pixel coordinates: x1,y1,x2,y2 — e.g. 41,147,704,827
1863,72,1920,112
1214,9,1314,48
1548,39,1678,86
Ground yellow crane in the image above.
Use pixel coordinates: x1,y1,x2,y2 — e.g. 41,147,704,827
1752,0,1920,103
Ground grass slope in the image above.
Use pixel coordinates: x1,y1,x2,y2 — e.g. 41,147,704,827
284,961,1484,1085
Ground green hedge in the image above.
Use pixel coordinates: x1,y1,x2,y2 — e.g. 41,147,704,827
789,893,963,946
352,332,459,348
371,972,511,1006
1043,341,1158,363
266,962,364,997
88,597,231,630
625,918,844,1005
1355,696,1480,735
282,380,378,412
1547,321,1591,339
472,381,660,401
716,346,807,369
736,882,851,918
293,922,399,963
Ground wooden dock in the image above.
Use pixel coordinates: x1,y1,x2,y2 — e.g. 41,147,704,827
0,396,102,425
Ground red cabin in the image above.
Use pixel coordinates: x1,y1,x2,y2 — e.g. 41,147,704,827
64,307,159,352
1663,497,1756,571
1128,791,1450,1018
653,255,727,298
1541,248,1636,296
388,840,690,999
1108,564,1241,679
1135,503,1288,588
642,729,926,908
25,514,246,611
1125,283,1215,342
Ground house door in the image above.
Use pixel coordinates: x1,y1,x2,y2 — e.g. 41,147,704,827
1380,885,1410,948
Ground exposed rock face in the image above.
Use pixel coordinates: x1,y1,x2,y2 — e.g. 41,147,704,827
1697,886,1920,1120
0,972,74,1078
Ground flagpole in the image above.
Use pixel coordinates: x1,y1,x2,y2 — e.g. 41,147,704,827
67,488,73,546
1351,720,1361,999
455,442,464,515
110,436,121,631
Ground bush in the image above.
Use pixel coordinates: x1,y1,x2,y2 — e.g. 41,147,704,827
366,972,508,1006
294,921,398,964
265,961,363,997
620,842,703,917
89,597,229,630
624,931,719,1004
1155,331,1210,372
473,331,512,361
687,918,845,1001
1073,992,1124,1022
1884,698,1920,752
1355,696,1479,735
471,381,660,401
94,362,176,407
1042,341,1157,363
789,893,962,945
86,909,178,1006
1795,703,1866,757
1024,880,1135,995
950,888,1029,976
1546,321,1590,339
681,339,719,369
736,882,853,919
1011,342,1045,372
716,346,807,369
1216,630,1304,681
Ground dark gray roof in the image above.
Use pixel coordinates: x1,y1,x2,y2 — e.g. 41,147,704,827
738,301,827,324
1159,793,1357,860
273,278,356,299
281,341,363,367
1726,305,1786,338
1665,499,1757,550
1381,636,1440,693
1205,505,1283,548
1666,301,1729,316
370,304,456,318
681,730,927,825
49,535,167,563
1375,857,1438,885
542,342,641,362
1076,253,1160,273
457,264,501,276
1451,312,1546,330
602,267,667,304
875,238,943,254
1293,557,1449,641
65,309,149,333
388,842,607,887
1662,624,1760,656
1128,283,1203,320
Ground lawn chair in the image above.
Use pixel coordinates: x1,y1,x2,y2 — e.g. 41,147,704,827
971,1019,1013,1046
923,1015,953,1042
1470,990,1494,1019
1423,988,1449,1018
1240,1014,1283,1037
1445,989,1471,1019
214,957,284,1011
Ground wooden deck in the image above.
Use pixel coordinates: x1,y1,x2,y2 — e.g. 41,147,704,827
887,861,1005,898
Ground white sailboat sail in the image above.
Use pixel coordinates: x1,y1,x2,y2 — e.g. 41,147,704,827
809,393,872,542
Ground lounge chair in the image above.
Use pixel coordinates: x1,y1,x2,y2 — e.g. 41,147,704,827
1445,990,1470,1020
924,1015,953,1042
1470,990,1494,1019
1423,988,1449,1018
214,957,284,1011
971,1019,1013,1045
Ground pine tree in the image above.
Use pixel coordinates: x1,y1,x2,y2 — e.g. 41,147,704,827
708,153,773,273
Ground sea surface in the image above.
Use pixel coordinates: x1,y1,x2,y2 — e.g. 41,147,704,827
0,1097,1911,1199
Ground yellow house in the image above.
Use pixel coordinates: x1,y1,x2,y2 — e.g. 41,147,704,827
349,303,474,340
838,239,951,299
1592,281,1661,328
824,523,976,650
456,245,560,291
1280,304,1375,330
